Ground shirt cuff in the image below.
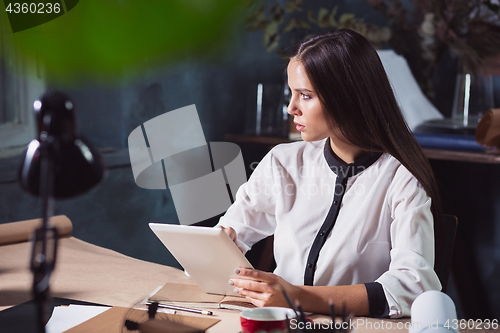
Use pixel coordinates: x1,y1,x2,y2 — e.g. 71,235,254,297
365,282,389,318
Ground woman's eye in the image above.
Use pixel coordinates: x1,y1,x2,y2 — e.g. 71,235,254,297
300,93,311,100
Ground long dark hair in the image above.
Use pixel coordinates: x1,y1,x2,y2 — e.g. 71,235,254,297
291,28,443,266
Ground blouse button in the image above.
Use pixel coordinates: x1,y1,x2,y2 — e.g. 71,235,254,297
319,231,325,236
333,200,338,205
307,263,312,269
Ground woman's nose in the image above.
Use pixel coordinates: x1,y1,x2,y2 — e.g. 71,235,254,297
287,99,302,116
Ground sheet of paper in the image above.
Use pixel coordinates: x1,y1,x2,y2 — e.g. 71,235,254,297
45,305,111,333
377,50,443,131
150,283,225,303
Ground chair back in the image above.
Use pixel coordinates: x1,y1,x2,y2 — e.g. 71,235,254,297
434,214,458,293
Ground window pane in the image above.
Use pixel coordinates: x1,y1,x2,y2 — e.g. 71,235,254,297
0,27,19,126
0,54,18,124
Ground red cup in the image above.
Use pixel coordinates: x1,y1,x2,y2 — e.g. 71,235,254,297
240,307,297,333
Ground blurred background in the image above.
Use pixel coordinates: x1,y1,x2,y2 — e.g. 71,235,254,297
1,0,499,320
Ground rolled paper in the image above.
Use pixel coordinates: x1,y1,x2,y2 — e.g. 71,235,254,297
0,215,73,246
476,108,500,148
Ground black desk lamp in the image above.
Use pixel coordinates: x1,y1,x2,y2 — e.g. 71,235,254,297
18,90,106,333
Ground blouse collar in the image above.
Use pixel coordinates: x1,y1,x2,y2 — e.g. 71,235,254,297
323,138,383,179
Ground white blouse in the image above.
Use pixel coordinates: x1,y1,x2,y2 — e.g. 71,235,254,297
217,139,441,317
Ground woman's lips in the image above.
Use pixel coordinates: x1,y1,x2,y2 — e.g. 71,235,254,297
295,122,305,131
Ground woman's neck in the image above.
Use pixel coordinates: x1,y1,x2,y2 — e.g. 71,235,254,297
329,137,366,164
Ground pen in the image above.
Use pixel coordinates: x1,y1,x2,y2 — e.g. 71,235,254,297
329,301,335,333
144,301,213,316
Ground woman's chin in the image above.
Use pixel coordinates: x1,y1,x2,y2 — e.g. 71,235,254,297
300,132,309,141
301,133,327,142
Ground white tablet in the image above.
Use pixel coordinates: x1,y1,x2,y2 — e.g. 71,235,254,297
149,223,253,296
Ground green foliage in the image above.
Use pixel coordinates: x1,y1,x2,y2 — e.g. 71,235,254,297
0,0,243,84
245,0,391,54
370,0,500,75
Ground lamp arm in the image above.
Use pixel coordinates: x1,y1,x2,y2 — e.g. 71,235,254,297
30,130,58,333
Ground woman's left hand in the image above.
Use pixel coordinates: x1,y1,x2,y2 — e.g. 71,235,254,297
229,267,299,307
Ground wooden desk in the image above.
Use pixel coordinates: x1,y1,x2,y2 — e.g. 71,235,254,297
0,217,491,332
224,134,500,320
0,226,242,332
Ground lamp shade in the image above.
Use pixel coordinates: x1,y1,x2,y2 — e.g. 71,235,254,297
18,91,106,199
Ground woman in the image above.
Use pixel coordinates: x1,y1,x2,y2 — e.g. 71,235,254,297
217,28,442,318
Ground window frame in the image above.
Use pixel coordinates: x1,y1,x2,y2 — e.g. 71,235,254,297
0,27,45,159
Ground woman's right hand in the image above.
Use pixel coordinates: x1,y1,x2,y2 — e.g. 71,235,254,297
219,226,245,253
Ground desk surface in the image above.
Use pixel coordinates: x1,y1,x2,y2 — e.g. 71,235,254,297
0,236,493,332
0,236,240,332
224,134,500,165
